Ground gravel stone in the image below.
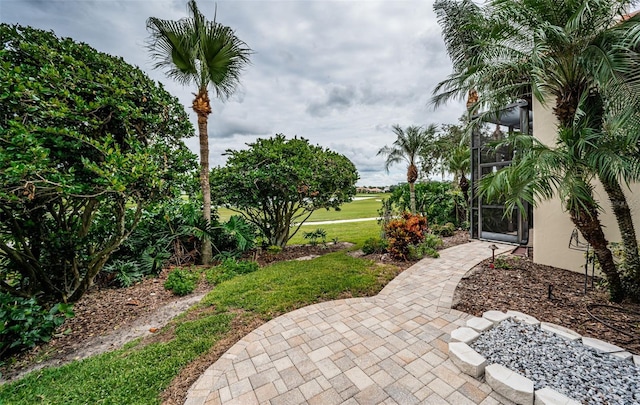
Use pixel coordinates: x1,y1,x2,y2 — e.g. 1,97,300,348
471,319,640,405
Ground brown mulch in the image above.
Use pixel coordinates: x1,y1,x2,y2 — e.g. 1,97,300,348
454,254,640,355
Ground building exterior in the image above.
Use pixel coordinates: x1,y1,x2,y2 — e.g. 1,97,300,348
532,99,640,273
470,99,640,274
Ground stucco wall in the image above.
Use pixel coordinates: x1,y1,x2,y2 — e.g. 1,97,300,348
532,98,640,273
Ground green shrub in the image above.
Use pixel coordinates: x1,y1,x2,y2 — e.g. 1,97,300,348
384,212,428,260
493,256,515,269
407,234,443,260
386,182,466,226
362,237,388,255
0,293,74,359
266,245,282,254
431,223,456,237
423,233,444,250
164,268,200,296
407,244,440,260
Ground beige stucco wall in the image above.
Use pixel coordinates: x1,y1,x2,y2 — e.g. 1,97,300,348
532,98,640,273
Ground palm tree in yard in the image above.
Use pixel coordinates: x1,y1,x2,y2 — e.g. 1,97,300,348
433,0,640,301
147,0,252,264
378,124,438,214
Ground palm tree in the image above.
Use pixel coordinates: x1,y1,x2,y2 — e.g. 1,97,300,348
433,0,640,301
147,1,252,264
378,124,437,214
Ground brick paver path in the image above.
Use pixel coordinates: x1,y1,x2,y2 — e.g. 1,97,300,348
186,241,514,405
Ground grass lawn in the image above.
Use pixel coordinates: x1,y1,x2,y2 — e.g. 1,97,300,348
216,193,389,222
288,219,382,247
0,252,399,404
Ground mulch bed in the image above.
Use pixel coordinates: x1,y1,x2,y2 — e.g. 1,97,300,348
454,254,640,355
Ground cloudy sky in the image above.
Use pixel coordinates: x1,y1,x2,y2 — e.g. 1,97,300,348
2,0,466,186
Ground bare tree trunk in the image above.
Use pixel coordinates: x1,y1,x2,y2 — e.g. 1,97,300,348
571,204,624,302
193,89,213,265
601,177,640,286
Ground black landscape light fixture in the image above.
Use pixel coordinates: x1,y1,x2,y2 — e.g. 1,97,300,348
489,244,498,263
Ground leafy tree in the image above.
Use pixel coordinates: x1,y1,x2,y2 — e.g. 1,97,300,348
211,135,358,247
147,0,252,264
0,24,197,303
387,182,464,226
378,124,439,213
433,0,640,301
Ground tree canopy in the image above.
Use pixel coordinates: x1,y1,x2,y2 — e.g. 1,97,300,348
0,24,198,303
210,135,358,247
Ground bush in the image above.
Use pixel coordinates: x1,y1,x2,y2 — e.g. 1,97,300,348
164,268,200,296
362,237,388,255
386,182,466,227
407,234,443,260
0,293,74,359
431,222,456,237
0,24,197,304
384,213,428,260
266,245,282,255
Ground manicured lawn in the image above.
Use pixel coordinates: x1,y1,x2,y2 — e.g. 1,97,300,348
216,193,388,222
288,219,382,247
0,252,399,404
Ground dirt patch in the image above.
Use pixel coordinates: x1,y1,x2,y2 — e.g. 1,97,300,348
454,254,640,355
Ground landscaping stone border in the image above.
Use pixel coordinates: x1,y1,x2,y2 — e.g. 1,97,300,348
448,310,640,405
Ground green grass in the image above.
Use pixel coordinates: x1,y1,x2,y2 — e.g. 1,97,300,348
288,220,382,247
0,252,399,404
216,194,389,222
202,252,396,317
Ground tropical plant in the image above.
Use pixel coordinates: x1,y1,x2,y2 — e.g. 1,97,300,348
210,135,358,247
386,182,464,226
378,124,439,213
147,0,252,264
0,293,74,359
436,124,471,203
0,24,197,304
433,0,640,301
384,212,428,260
303,228,328,246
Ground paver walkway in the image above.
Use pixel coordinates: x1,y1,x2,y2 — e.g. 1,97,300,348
186,241,514,405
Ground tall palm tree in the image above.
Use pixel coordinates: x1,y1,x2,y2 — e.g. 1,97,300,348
433,0,640,301
147,0,252,264
378,124,437,214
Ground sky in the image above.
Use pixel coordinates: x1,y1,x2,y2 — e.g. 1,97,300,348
1,0,466,186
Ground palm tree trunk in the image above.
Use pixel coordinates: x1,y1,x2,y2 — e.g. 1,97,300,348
407,163,418,214
193,89,213,265
570,204,624,302
601,176,640,285
409,182,416,214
